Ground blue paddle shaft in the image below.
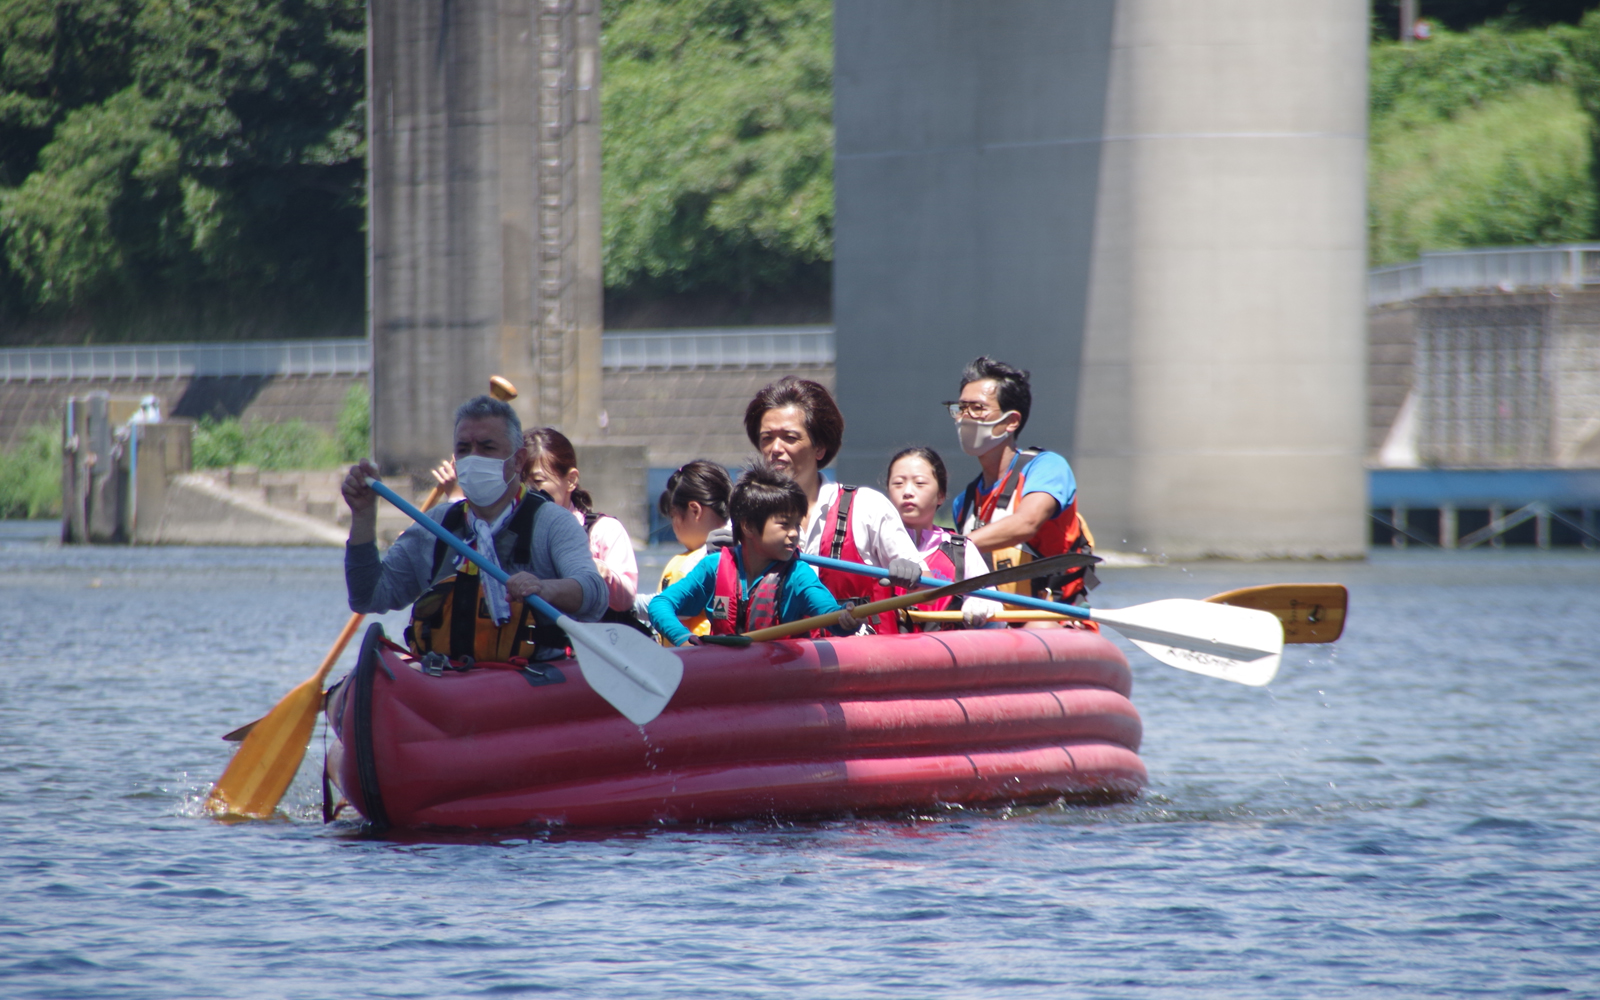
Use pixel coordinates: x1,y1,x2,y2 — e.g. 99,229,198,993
365,477,564,625
799,551,1090,621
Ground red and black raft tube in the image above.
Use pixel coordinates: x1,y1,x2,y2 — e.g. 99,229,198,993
323,624,1146,830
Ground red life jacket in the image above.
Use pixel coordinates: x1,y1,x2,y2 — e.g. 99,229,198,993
708,545,790,635
814,485,898,635
893,530,967,633
956,448,1098,605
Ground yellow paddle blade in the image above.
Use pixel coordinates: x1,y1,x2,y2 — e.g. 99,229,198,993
206,674,322,819
1204,583,1348,644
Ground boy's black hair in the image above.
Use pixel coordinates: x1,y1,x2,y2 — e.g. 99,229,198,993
958,356,1032,434
657,459,732,520
729,462,807,540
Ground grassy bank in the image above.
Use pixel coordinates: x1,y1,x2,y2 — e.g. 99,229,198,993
1369,15,1600,264
0,385,368,518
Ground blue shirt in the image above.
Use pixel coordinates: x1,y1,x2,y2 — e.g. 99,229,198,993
648,545,846,646
953,449,1077,527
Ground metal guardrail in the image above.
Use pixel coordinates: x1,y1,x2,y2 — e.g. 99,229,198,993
0,339,370,383
1370,244,1600,306
0,327,838,383
602,326,834,371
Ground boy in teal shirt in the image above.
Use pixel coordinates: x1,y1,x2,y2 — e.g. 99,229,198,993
649,464,857,645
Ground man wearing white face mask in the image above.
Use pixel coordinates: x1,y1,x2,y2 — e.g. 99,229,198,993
946,357,1098,610
341,396,607,662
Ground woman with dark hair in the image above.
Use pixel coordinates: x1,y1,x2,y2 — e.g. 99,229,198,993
652,460,733,641
885,447,998,630
743,376,922,633
522,427,641,625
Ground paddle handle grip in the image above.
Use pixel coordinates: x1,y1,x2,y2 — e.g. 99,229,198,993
365,477,565,626
799,552,1090,621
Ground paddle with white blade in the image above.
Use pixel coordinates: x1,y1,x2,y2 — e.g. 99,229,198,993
801,553,1285,686
366,477,683,725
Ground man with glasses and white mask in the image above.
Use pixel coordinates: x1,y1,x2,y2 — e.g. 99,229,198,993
945,357,1098,614
340,396,607,663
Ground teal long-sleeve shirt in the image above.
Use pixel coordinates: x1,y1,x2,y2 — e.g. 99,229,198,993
648,545,846,646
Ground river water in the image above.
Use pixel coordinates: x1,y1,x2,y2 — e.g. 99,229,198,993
1,525,1596,998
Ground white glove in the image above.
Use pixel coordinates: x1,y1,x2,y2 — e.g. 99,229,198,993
885,557,923,590
835,607,861,634
705,526,735,549
961,602,994,628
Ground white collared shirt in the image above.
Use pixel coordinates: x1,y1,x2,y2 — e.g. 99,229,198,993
801,481,921,570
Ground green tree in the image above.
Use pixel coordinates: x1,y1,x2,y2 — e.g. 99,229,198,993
0,0,365,337
1368,21,1600,262
601,0,833,299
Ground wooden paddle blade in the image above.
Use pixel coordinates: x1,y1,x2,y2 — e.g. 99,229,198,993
1091,599,1283,686
206,674,322,819
559,615,685,725
1204,583,1347,644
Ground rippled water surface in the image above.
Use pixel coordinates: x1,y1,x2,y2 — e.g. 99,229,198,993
2,525,1597,998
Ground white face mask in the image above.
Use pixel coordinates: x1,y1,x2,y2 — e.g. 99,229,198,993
956,412,1017,457
455,454,514,507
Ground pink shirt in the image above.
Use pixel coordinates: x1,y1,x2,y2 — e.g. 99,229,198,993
906,525,1003,618
572,508,638,612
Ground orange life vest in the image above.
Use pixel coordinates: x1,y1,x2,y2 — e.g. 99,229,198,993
955,448,1098,605
405,495,568,662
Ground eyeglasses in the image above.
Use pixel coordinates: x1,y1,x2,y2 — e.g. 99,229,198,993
942,400,993,419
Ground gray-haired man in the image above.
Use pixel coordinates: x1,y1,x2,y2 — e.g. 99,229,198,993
341,395,606,661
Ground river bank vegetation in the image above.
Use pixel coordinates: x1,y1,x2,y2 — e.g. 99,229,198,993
5,0,1600,343
0,384,366,517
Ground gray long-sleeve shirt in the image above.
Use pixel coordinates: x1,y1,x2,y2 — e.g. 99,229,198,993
345,497,608,634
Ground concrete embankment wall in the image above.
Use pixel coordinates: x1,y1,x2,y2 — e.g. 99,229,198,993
8,334,835,545
0,375,362,450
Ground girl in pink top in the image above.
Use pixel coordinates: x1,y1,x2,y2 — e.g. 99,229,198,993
522,428,639,615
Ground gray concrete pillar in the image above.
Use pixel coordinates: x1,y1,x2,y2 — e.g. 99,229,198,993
832,1,1117,491
833,1,1368,559
1073,0,1369,558
369,0,602,474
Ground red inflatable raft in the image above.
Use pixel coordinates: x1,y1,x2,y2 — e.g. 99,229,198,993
323,624,1146,830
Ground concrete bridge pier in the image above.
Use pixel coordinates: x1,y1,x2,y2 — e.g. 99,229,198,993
368,0,603,477
834,0,1368,559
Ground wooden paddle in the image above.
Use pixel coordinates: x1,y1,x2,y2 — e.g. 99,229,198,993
1203,583,1347,643
367,477,685,726
802,553,1285,687
705,551,1100,645
908,583,1349,644
208,376,519,818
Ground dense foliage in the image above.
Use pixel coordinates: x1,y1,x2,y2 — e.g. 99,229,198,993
191,382,367,469
0,424,60,518
0,0,833,340
1366,14,1600,264
0,0,366,341
600,0,832,298
12,0,1600,336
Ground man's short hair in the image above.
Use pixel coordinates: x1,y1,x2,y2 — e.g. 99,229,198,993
959,356,1032,434
730,462,807,539
453,395,522,451
743,376,846,468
